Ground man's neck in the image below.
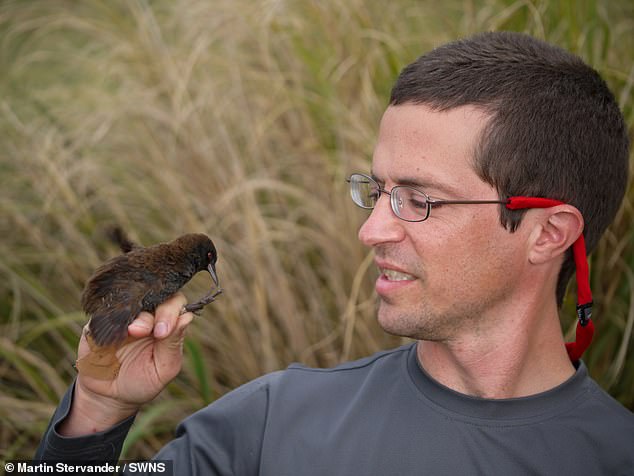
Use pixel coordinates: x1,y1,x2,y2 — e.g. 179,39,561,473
416,301,575,399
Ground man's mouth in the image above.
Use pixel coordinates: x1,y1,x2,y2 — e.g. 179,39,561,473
380,268,416,281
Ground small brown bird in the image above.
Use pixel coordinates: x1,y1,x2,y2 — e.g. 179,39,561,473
81,229,222,348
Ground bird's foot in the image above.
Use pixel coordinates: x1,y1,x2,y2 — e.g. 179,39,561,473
182,288,223,315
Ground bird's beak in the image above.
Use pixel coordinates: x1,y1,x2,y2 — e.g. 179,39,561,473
208,263,219,287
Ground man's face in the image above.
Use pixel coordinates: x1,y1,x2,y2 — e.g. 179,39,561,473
359,103,528,342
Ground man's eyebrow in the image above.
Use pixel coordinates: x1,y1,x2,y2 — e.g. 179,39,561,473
370,172,459,197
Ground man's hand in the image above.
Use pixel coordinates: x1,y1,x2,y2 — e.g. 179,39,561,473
58,293,194,436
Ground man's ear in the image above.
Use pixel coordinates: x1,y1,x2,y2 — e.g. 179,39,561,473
528,205,584,265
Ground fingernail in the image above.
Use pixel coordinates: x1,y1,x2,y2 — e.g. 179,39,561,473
155,322,168,338
130,322,149,331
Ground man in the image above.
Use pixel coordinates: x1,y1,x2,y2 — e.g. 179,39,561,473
36,31,633,474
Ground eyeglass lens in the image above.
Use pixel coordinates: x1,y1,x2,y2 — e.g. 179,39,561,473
349,174,378,208
349,174,431,221
391,187,429,221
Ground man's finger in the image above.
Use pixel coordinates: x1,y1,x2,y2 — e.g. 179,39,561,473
153,292,187,339
153,308,194,383
128,311,155,338
174,311,195,337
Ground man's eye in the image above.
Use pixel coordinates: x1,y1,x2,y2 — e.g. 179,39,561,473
409,198,428,209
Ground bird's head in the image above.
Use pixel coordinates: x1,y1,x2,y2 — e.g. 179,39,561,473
176,233,219,287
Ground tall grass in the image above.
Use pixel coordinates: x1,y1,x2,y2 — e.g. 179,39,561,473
1,0,632,460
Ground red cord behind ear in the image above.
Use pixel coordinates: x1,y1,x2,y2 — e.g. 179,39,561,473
506,197,594,362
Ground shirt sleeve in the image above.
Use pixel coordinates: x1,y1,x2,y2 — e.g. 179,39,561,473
152,373,276,475
34,380,136,463
34,373,279,476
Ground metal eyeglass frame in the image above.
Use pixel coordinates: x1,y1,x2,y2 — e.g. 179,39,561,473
347,173,507,222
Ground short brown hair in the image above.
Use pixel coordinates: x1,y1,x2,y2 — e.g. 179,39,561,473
390,31,630,305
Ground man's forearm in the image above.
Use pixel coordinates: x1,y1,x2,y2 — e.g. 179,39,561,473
58,382,138,437
35,381,136,462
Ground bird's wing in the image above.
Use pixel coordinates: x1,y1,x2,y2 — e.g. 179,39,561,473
85,281,149,347
81,251,162,347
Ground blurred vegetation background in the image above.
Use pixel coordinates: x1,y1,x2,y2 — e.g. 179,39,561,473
1,0,632,461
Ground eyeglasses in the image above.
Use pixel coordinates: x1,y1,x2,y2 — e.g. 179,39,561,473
346,173,506,222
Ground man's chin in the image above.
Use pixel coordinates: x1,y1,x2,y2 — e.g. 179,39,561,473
376,303,419,338
376,302,448,341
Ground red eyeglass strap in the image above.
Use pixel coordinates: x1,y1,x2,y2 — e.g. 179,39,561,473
506,196,594,362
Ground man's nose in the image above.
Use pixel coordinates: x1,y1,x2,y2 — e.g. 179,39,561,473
358,195,405,246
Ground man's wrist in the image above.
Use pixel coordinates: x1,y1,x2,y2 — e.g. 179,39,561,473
57,382,139,437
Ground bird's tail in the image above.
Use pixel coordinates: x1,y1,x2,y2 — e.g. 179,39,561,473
105,225,138,253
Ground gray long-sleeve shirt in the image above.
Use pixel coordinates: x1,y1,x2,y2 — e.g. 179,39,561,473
36,343,634,475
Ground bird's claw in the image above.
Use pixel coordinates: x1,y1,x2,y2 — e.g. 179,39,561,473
182,288,223,315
